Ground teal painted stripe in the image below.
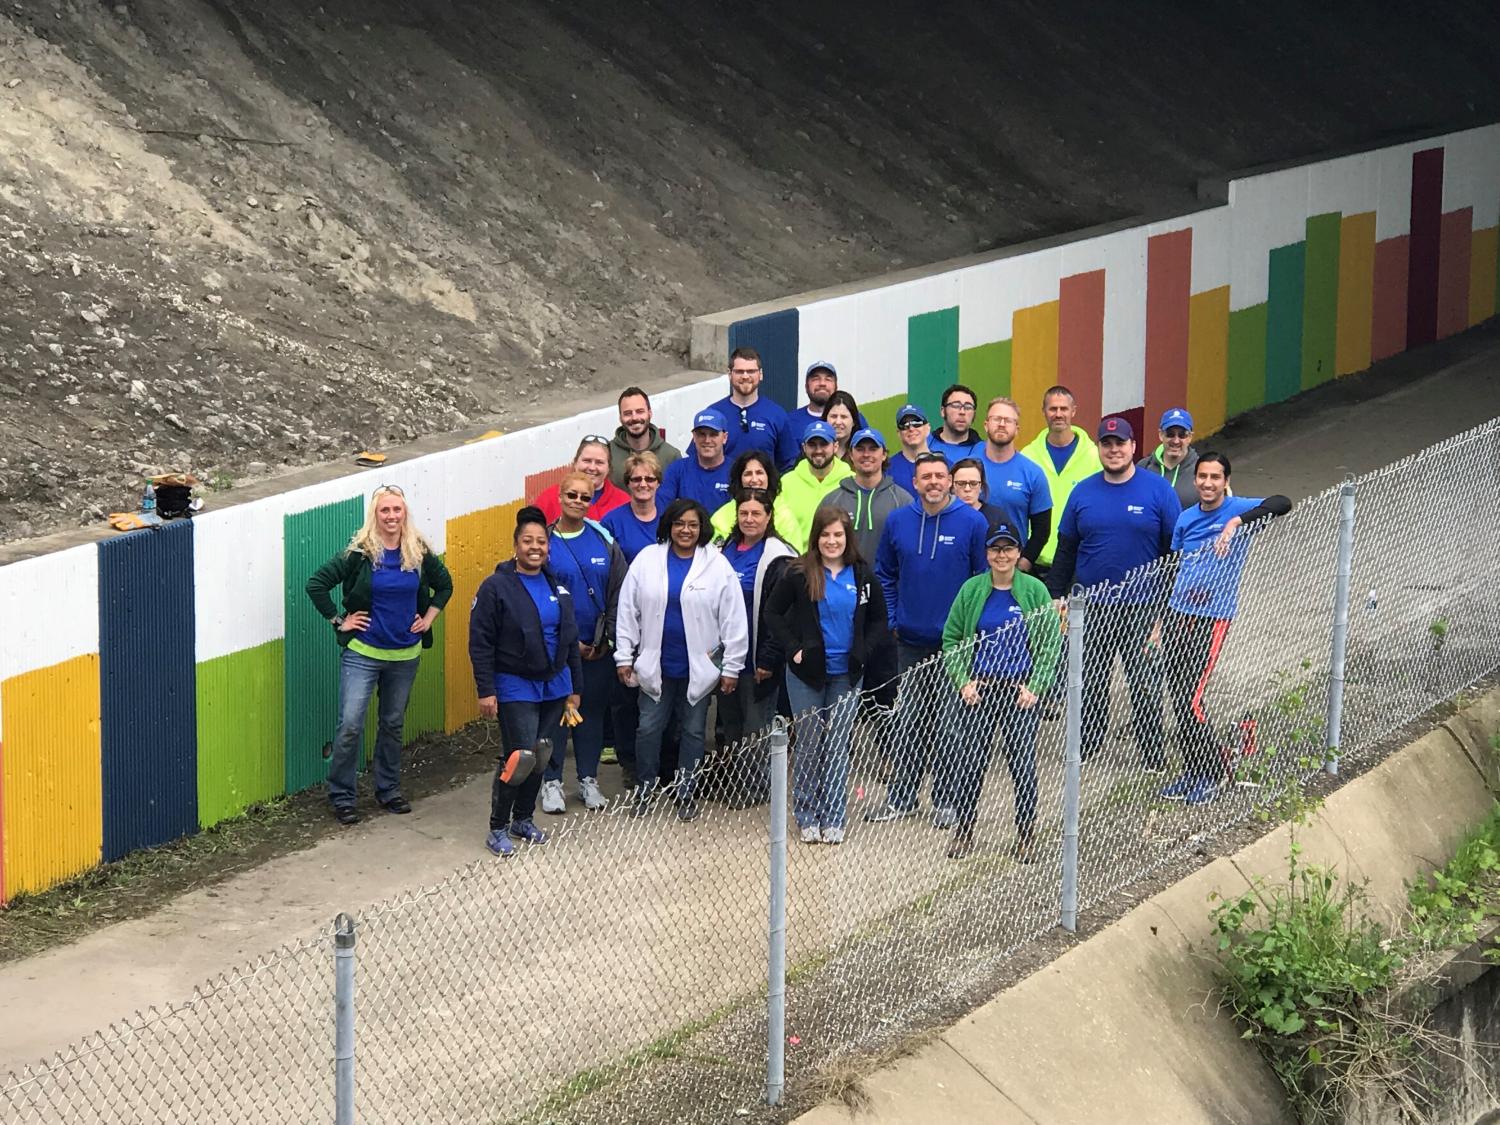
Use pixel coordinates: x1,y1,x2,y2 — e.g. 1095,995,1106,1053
1265,244,1305,404
907,307,959,410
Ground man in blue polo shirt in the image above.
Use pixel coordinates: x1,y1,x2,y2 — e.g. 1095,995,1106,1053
1159,452,1291,805
1046,415,1180,768
977,395,1052,571
658,409,733,511
708,346,799,470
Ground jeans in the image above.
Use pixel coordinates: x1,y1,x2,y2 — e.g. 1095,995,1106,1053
636,677,711,800
717,680,777,802
951,681,1041,835
327,648,420,807
1163,611,1232,780
786,671,861,830
1081,600,1164,767
886,642,956,812
490,696,567,830
545,655,612,783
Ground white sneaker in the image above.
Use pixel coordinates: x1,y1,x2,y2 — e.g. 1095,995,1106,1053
821,827,845,845
800,825,822,844
540,779,566,815
579,777,607,811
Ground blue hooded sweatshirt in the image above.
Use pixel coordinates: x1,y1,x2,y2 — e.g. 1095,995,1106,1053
875,496,988,648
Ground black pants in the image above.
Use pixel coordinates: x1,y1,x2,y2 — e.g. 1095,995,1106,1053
1162,611,1231,780
489,697,565,830
1080,601,1164,766
951,681,1041,835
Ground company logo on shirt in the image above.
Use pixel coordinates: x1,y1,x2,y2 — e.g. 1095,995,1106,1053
713,482,730,495
749,419,768,433
589,555,607,567
1004,478,1025,491
937,534,956,545
1126,504,1145,515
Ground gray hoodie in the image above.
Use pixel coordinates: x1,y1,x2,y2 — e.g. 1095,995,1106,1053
822,474,913,561
1139,444,1200,508
608,424,682,487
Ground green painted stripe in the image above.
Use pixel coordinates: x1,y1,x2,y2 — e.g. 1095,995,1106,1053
959,339,1012,404
907,306,959,408
1265,243,1305,404
1226,303,1268,419
1301,213,1341,390
196,640,285,828
861,392,909,449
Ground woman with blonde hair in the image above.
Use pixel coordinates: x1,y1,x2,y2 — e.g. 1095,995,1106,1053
306,485,453,825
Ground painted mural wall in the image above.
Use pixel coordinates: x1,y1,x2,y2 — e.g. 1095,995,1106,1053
1,126,1496,901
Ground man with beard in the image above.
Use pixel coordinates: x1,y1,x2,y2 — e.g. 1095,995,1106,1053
607,386,681,487
708,346,799,471
778,420,853,550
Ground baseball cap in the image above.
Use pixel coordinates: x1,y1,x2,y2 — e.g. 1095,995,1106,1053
896,402,927,426
850,427,885,449
804,360,838,381
1097,415,1134,442
692,408,728,433
801,419,836,444
985,523,1021,548
1159,408,1194,432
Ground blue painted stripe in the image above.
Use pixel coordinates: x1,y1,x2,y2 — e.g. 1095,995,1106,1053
728,308,800,411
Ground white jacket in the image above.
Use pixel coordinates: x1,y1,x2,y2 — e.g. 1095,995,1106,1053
616,544,749,705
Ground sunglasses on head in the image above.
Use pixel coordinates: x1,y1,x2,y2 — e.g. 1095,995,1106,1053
914,452,949,465
375,483,405,496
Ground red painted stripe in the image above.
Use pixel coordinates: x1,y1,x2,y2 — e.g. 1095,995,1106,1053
1145,229,1192,436
1436,208,1473,339
1191,618,1233,723
1058,270,1105,430
1371,236,1409,362
1406,147,1444,348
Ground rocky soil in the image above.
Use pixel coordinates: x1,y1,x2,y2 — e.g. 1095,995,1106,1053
2,0,1498,541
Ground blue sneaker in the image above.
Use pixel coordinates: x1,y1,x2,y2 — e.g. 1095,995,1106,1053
1185,778,1221,807
509,818,548,845
1158,775,1193,802
486,829,515,857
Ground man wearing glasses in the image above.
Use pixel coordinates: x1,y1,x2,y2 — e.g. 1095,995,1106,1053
708,346,799,471
1138,407,1201,509
607,386,681,487
887,403,931,496
658,409,734,513
927,384,984,467
977,396,1052,573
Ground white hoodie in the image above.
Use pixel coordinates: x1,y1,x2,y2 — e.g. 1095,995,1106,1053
616,544,749,705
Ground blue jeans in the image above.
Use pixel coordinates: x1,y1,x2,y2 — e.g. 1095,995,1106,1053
636,676,710,799
886,642,956,813
545,655,611,783
490,696,567,830
327,648,420,807
786,671,861,830
952,682,1041,834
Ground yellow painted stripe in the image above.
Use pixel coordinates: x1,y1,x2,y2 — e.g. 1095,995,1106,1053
2,653,102,899
1335,211,1376,377
1010,299,1060,426
1468,227,1498,327
444,500,524,732
1186,286,1230,437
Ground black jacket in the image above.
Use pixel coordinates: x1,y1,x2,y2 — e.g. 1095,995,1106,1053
468,561,584,698
750,554,795,702
764,558,888,689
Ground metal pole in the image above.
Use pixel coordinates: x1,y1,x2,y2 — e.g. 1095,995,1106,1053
334,912,356,1125
1060,595,1086,933
766,721,789,1106
1326,481,1357,777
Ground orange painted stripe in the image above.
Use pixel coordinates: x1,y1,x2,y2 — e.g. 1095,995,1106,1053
1335,212,1376,376
1186,286,1230,437
1468,227,1498,327
1011,299,1060,428
444,501,525,732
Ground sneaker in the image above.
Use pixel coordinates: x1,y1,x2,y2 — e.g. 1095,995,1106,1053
676,799,701,823
863,803,916,824
485,829,514,857
800,825,821,844
332,805,360,826
631,790,654,818
821,827,845,845
931,806,957,830
1158,775,1193,802
621,769,638,791
1141,761,1167,776
509,818,548,845
946,832,975,860
1185,778,1221,807
579,777,607,811
540,779,566,815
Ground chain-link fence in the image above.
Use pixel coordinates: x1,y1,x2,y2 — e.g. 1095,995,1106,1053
6,418,1500,1124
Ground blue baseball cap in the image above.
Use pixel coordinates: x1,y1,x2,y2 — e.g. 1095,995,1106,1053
985,522,1021,548
896,402,927,426
692,408,728,433
801,419,836,444
804,360,838,381
1097,415,1135,442
850,427,885,449
1159,408,1194,432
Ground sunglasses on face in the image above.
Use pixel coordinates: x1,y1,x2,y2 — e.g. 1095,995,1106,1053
898,420,925,431
627,475,659,485
561,490,591,502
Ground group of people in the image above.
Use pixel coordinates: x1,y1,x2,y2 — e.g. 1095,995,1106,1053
305,348,1289,862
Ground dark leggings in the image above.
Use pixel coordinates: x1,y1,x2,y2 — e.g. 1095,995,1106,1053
489,696,566,830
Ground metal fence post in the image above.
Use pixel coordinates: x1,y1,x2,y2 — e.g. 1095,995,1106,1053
1060,595,1086,933
334,912,356,1125
766,721,789,1106
1326,481,1357,777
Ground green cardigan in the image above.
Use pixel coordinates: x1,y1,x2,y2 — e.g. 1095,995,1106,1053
940,570,1061,695
305,548,454,649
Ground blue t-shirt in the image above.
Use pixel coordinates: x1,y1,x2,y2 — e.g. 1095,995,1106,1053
1059,469,1179,603
360,548,420,650
496,572,573,702
712,394,799,470
817,566,859,676
1047,436,1078,475
927,432,982,468
548,524,611,645
601,505,658,563
888,453,917,496
978,449,1051,546
1170,496,1263,620
659,453,732,512
661,551,693,678
972,587,1031,680
728,538,766,666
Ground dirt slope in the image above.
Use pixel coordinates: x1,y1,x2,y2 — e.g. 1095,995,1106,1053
1,0,1497,540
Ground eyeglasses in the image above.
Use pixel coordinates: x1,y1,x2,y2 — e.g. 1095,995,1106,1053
627,475,659,485
988,542,1021,553
375,483,405,496
561,490,591,502
942,401,976,412
952,479,983,489
914,451,949,465
671,519,701,530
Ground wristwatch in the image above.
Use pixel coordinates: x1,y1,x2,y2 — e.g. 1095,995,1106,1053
331,614,345,628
